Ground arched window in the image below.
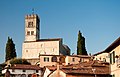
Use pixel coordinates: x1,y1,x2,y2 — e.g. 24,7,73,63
28,74,32,77
51,56,57,62
28,22,33,28
21,74,26,77
59,56,65,63
103,58,106,62
31,74,37,77
27,31,30,35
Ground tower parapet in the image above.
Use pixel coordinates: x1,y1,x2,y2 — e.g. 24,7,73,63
24,14,40,41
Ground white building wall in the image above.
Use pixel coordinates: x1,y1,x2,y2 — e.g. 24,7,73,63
49,70,66,77
110,45,120,77
43,68,51,77
40,55,58,67
2,69,41,77
22,41,60,59
59,71,66,77
65,56,91,65
94,53,109,62
25,14,39,41
9,69,41,75
94,44,120,77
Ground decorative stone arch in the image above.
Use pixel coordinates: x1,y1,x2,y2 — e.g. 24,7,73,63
103,58,106,62
35,61,40,66
5,69,10,77
37,74,39,77
31,74,37,77
16,74,21,77
21,74,26,77
28,74,32,77
51,56,57,62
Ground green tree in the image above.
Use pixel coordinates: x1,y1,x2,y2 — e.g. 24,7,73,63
10,58,31,65
77,31,87,55
5,37,17,62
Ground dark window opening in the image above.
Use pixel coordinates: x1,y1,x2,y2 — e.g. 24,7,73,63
31,31,34,35
36,70,38,73
72,58,75,62
44,57,49,62
51,56,57,62
28,22,33,28
23,70,26,72
27,31,30,35
110,51,115,64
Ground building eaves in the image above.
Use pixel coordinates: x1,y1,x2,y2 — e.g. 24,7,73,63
39,54,66,57
70,55,91,58
104,37,120,52
93,51,105,56
9,64,41,70
24,38,62,43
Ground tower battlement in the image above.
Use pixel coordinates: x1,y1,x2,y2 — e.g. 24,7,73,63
24,14,40,41
25,14,40,21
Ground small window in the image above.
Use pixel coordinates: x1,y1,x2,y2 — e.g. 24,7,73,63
72,58,75,62
28,22,33,28
113,51,115,63
26,50,28,52
31,31,34,35
21,74,26,77
51,56,57,62
28,74,32,77
41,44,43,48
96,58,97,60
53,48,54,52
27,31,30,35
80,58,84,62
23,70,26,72
12,69,15,72
59,56,65,63
44,57,49,62
36,70,38,73
80,58,82,62
112,74,115,77
103,58,106,62
110,51,115,64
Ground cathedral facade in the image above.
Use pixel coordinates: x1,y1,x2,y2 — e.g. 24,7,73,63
22,14,70,61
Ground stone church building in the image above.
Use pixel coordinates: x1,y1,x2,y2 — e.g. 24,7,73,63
22,14,70,64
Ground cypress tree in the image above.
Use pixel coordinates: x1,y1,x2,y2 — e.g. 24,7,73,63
77,31,87,55
5,37,17,62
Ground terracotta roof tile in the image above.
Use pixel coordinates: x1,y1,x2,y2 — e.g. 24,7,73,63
10,64,41,70
46,66,57,71
46,60,110,75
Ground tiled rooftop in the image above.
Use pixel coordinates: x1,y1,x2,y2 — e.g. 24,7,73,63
10,64,41,70
46,60,110,75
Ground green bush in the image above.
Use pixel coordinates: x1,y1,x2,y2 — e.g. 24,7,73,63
10,58,31,65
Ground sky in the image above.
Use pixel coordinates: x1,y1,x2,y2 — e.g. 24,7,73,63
0,0,120,63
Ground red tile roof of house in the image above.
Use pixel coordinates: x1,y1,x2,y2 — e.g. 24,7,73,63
63,60,109,75
9,64,41,70
46,60,110,75
46,66,57,71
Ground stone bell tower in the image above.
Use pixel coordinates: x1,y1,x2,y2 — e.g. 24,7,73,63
25,14,40,41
